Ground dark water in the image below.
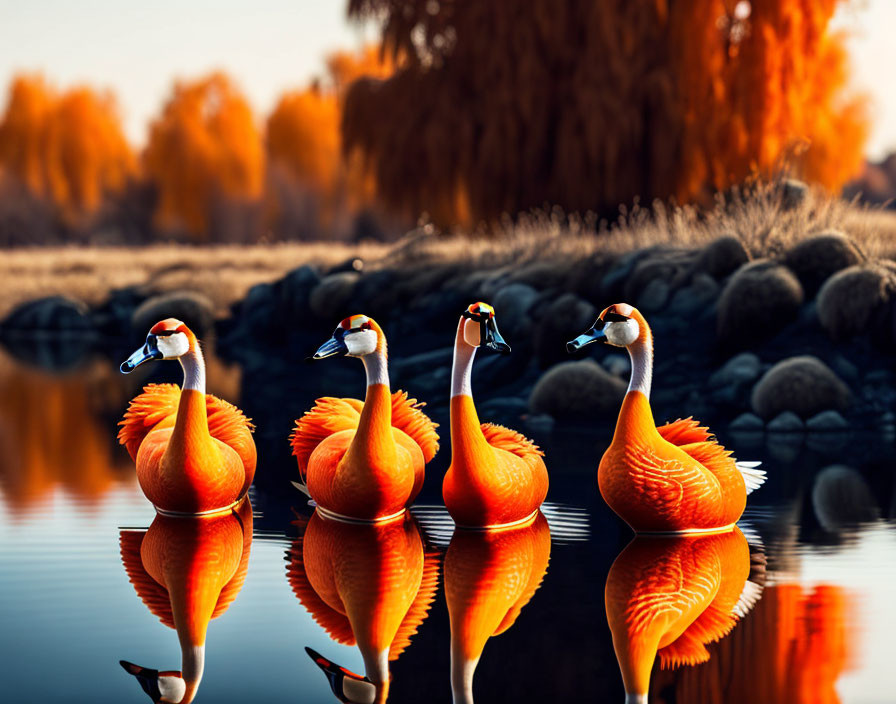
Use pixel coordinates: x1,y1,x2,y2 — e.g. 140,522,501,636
1,349,895,703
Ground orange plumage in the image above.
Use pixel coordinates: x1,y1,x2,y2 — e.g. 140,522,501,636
444,511,551,704
604,527,753,702
291,316,438,521
118,320,255,514
443,304,548,528
119,498,253,704
287,510,439,703
569,304,763,533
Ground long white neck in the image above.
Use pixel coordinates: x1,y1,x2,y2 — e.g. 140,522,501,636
451,320,476,398
361,348,390,388
626,337,652,398
625,695,648,704
450,652,478,704
180,644,205,703
179,346,206,393
361,648,390,686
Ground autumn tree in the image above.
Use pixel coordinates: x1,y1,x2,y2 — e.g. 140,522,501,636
0,75,135,222
143,72,264,240
266,45,394,238
343,0,868,226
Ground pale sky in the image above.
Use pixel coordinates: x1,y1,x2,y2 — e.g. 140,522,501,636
0,0,894,159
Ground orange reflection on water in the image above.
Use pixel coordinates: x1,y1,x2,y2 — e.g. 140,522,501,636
0,355,133,511
605,527,752,703
656,582,854,704
119,498,253,704
287,510,439,703
445,512,551,704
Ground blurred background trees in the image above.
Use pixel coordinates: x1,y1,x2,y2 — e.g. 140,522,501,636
0,1,873,244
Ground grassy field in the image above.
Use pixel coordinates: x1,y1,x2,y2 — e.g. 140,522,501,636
2,182,895,320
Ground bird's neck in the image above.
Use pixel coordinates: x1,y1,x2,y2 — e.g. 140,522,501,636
346,350,394,465
451,320,476,399
626,332,653,399
179,644,204,704
168,346,212,458
450,322,489,463
450,650,478,704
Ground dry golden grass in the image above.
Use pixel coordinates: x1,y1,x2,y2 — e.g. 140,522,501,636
0,241,391,318
1,183,894,320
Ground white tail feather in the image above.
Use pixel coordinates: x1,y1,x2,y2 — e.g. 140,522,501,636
736,461,766,494
732,579,764,619
291,481,311,497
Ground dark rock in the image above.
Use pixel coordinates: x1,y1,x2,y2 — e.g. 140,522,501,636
780,179,809,210
309,272,360,320
493,283,539,341
717,260,803,349
812,465,880,531
729,412,764,431
708,352,761,389
601,353,630,379
783,230,864,296
601,250,644,299
351,269,399,318
636,279,670,312
131,291,215,340
767,411,804,433
806,410,849,432
666,274,718,316
391,348,455,382
1,295,91,333
751,355,851,420
279,265,320,320
695,235,750,280
817,264,895,340
533,293,597,368
529,359,626,419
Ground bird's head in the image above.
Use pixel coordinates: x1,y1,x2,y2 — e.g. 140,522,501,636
305,647,382,704
120,319,196,373
312,315,385,360
567,303,644,352
461,302,511,354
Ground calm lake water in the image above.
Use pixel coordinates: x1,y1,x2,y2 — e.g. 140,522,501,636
1,348,895,703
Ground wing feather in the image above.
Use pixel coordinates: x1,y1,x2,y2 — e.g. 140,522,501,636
480,423,543,460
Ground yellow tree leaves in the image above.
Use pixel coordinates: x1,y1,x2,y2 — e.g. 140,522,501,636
344,0,868,226
0,75,135,222
144,72,264,239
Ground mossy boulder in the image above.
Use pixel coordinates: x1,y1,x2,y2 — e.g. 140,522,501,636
529,359,626,419
784,230,864,296
717,260,803,348
309,271,360,320
131,291,215,339
695,235,750,280
493,283,539,342
812,465,879,531
816,263,895,340
750,355,851,420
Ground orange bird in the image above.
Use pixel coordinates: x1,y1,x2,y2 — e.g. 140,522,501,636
118,318,256,515
605,527,757,704
292,315,439,522
567,303,764,533
119,498,253,703
443,303,548,528
287,510,440,703
445,512,551,704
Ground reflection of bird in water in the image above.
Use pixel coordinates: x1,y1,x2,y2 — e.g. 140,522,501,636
118,498,253,703
445,512,552,704
604,527,759,703
291,315,439,522
568,304,765,533
118,319,256,514
287,510,440,703
656,584,852,704
443,303,549,529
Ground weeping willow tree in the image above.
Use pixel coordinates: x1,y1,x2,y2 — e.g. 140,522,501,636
343,0,868,226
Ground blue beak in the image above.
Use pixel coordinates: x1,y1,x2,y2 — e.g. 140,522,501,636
120,337,163,373
312,333,348,360
567,325,607,353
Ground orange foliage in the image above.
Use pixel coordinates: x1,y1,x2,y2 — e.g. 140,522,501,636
144,73,264,239
266,46,395,235
344,0,868,225
0,75,135,221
